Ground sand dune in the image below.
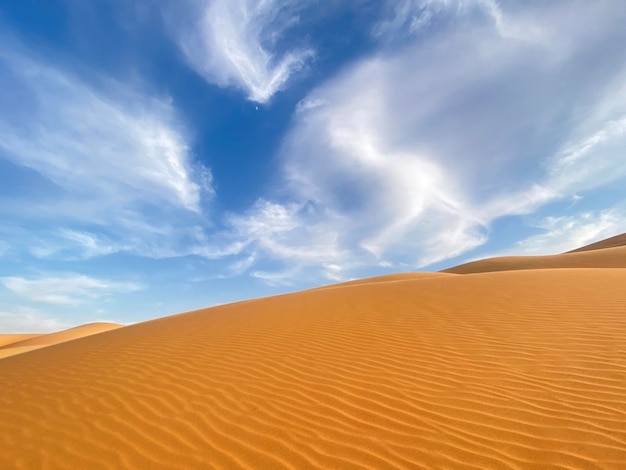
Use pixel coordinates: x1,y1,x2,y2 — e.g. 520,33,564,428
316,271,455,290
443,244,626,274
1,262,626,468
566,233,626,253
0,322,122,359
0,334,40,348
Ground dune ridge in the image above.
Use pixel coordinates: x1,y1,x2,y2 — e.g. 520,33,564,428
0,334,40,348
315,271,455,290
1,264,626,468
566,233,626,253
443,244,626,274
0,322,122,359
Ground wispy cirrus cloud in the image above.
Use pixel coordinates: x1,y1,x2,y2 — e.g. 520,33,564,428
211,0,626,281
0,38,213,261
374,0,545,42
481,207,626,258
168,0,314,103
0,46,209,212
1,273,142,305
225,200,353,283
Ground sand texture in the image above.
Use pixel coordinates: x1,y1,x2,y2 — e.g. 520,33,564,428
1,246,626,468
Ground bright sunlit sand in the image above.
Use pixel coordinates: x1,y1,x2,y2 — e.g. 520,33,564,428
1,240,626,469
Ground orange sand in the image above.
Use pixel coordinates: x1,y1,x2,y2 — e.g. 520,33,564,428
0,334,40,348
1,243,626,468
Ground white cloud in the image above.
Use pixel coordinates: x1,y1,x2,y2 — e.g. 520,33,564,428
0,38,214,261
1,274,142,305
295,98,326,114
495,208,626,257
549,116,626,194
0,46,210,212
286,80,489,267
224,200,353,282
169,0,314,103
554,119,626,170
375,0,546,43
215,1,626,281
0,306,71,334
27,230,120,260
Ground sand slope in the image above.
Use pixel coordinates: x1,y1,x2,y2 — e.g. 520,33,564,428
566,233,626,253
443,244,626,274
0,334,40,348
0,322,122,359
1,267,626,469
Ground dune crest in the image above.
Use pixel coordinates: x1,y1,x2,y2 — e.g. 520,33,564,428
566,233,626,253
444,243,626,274
315,271,455,290
0,322,122,359
0,334,41,348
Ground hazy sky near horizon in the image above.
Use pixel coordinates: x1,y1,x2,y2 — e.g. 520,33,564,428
1,0,626,332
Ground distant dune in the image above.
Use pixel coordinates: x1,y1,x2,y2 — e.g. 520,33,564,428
566,233,626,253
0,322,122,359
443,244,626,274
1,236,626,468
0,334,40,348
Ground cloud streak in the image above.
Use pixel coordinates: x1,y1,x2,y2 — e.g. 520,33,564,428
483,207,626,258
170,0,314,103
1,274,142,305
0,38,214,261
0,45,209,212
375,0,546,43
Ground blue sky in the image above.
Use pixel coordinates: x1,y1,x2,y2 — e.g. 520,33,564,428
1,0,626,332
